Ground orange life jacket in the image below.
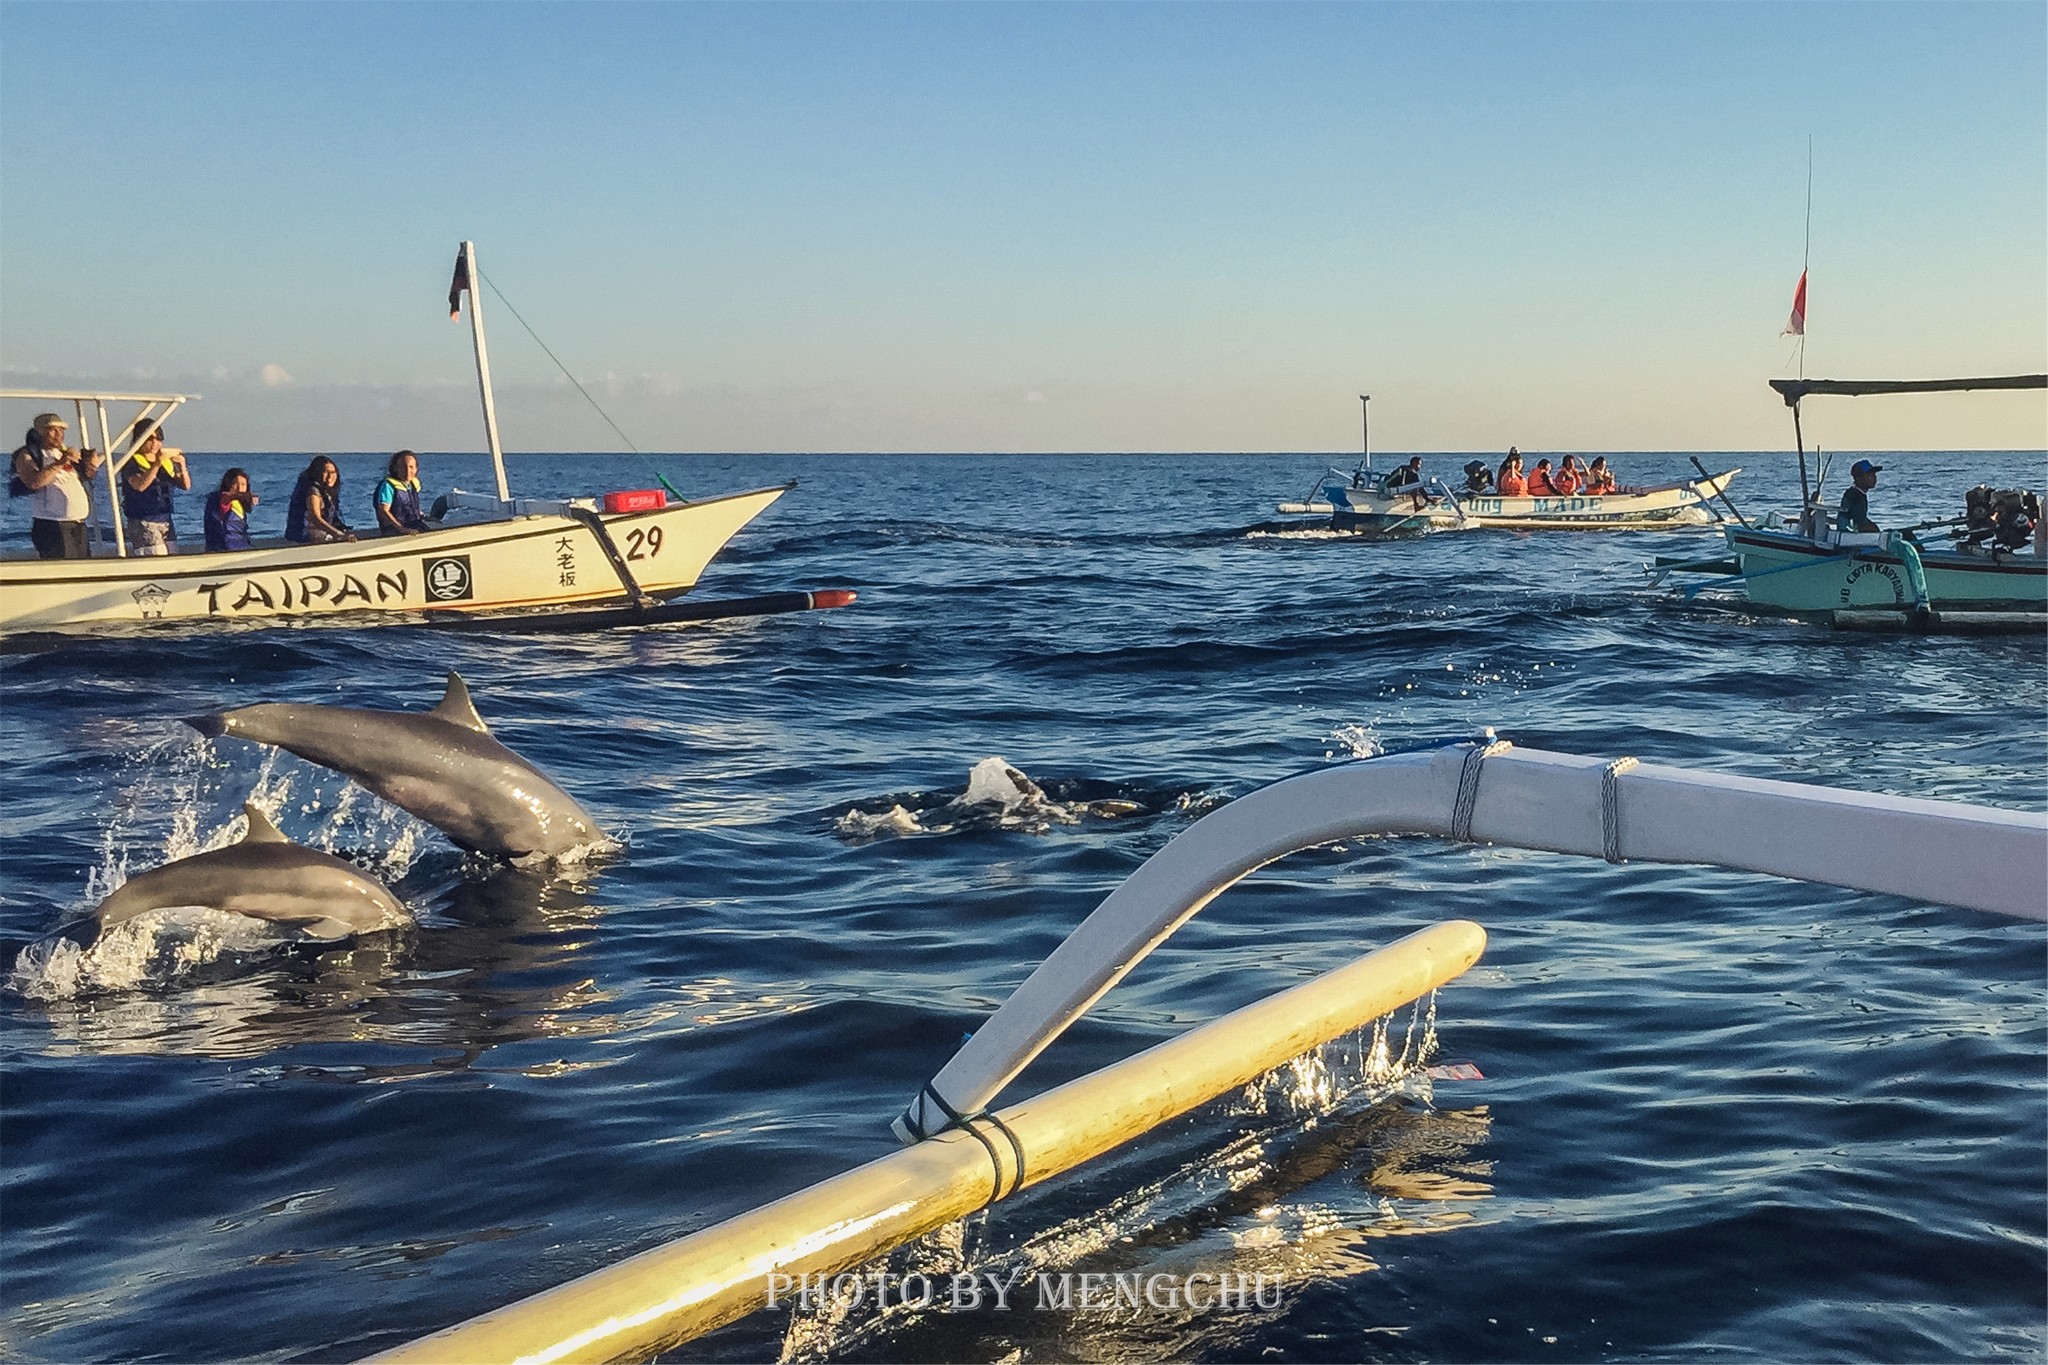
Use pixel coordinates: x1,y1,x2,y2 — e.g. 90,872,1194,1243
1552,467,1584,494
1497,472,1526,495
1587,471,1616,494
1527,470,1556,496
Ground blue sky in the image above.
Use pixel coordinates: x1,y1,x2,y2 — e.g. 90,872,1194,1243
3,1,2042,452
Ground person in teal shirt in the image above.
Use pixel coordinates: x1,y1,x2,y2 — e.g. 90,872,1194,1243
375,450,430,536
1838,460,1881,532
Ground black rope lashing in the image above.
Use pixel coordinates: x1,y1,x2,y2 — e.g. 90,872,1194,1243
1451,737,1512,843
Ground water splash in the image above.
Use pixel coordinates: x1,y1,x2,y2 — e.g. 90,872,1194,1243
10,908,304,999
1327,724,1385,760
833,757,1154,842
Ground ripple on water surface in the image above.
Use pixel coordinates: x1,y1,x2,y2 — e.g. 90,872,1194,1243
2,451,2042,1364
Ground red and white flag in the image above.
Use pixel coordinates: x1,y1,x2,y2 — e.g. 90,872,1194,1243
448,249,471,321
1781,269,1807,336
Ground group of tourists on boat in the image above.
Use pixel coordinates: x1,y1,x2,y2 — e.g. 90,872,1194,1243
1380,450,1623,500
1486,450,1619,497
9,414,434,560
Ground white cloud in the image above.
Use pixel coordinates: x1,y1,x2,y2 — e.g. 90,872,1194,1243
260,363,295,388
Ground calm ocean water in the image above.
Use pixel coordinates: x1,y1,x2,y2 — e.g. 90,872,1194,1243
3,449,2043,1365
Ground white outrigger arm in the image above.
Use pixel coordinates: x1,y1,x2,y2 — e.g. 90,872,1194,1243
0,388,197,559
367,739,2041,1364
894,738,2046,1141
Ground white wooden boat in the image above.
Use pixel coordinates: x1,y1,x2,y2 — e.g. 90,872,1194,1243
1,244,796,636
1279,466,1736,532
368,738,2043,1364
0,478,790,631
1649,375,2047,625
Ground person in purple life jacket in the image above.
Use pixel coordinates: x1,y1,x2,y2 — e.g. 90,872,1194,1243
203,468,258,552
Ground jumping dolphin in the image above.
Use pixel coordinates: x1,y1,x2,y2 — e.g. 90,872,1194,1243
188,673,602,860
89,803,410,944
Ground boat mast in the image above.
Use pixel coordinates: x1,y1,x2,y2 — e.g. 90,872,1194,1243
459,241,512,502
1359,393,1371,470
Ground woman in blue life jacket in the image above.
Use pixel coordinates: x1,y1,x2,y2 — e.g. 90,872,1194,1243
375,450,430,536
203,468,258,552
119,419,191,555
287,456,357,543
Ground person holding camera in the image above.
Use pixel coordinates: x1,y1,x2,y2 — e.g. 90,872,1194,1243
120,419,192,556
11,412,103,559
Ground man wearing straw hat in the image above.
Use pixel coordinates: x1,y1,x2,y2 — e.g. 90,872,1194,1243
10,413,103,559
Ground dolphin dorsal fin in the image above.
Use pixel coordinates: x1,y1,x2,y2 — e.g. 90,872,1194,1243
241,803,289,844
430,671,491,734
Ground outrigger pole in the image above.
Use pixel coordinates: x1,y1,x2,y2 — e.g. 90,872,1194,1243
457,241,512,503
364,922,1481,1363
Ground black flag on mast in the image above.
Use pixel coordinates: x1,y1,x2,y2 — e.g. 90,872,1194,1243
448,249,470,320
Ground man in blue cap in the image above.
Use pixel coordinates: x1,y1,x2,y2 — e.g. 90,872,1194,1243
1839,460,1882,532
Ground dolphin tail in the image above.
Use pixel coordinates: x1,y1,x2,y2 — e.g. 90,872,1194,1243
184,712,228,738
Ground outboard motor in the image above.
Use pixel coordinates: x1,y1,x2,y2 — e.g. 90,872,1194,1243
1963,485,1995,541
1961,485,2038,553
1992,489,2039,551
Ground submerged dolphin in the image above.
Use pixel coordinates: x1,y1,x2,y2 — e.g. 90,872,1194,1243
188,672,601,859
90,803,410,943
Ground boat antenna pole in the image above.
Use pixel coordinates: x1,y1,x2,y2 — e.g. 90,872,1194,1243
1792,139,1813,527
1796,138,1812,381
459,241,512,502
1360,394,1371,472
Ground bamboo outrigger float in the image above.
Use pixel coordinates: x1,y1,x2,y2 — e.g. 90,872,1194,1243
2,244,844,636
366,738,2044,1365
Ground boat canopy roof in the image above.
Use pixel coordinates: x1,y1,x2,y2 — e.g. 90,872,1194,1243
0,389,200,404
1771,375,2046,406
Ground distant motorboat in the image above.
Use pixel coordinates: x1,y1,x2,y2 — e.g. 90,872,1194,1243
1277,464,1737,533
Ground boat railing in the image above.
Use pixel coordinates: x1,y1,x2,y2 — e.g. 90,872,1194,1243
1,388,198,560
438,487,599,520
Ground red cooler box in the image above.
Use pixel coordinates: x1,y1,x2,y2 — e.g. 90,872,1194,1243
602,489,668,514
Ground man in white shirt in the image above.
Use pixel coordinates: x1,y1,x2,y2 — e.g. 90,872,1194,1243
12,413,102,558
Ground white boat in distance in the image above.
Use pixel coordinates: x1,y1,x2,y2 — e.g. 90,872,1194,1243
1,244,797,635
1279,464,1737,533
